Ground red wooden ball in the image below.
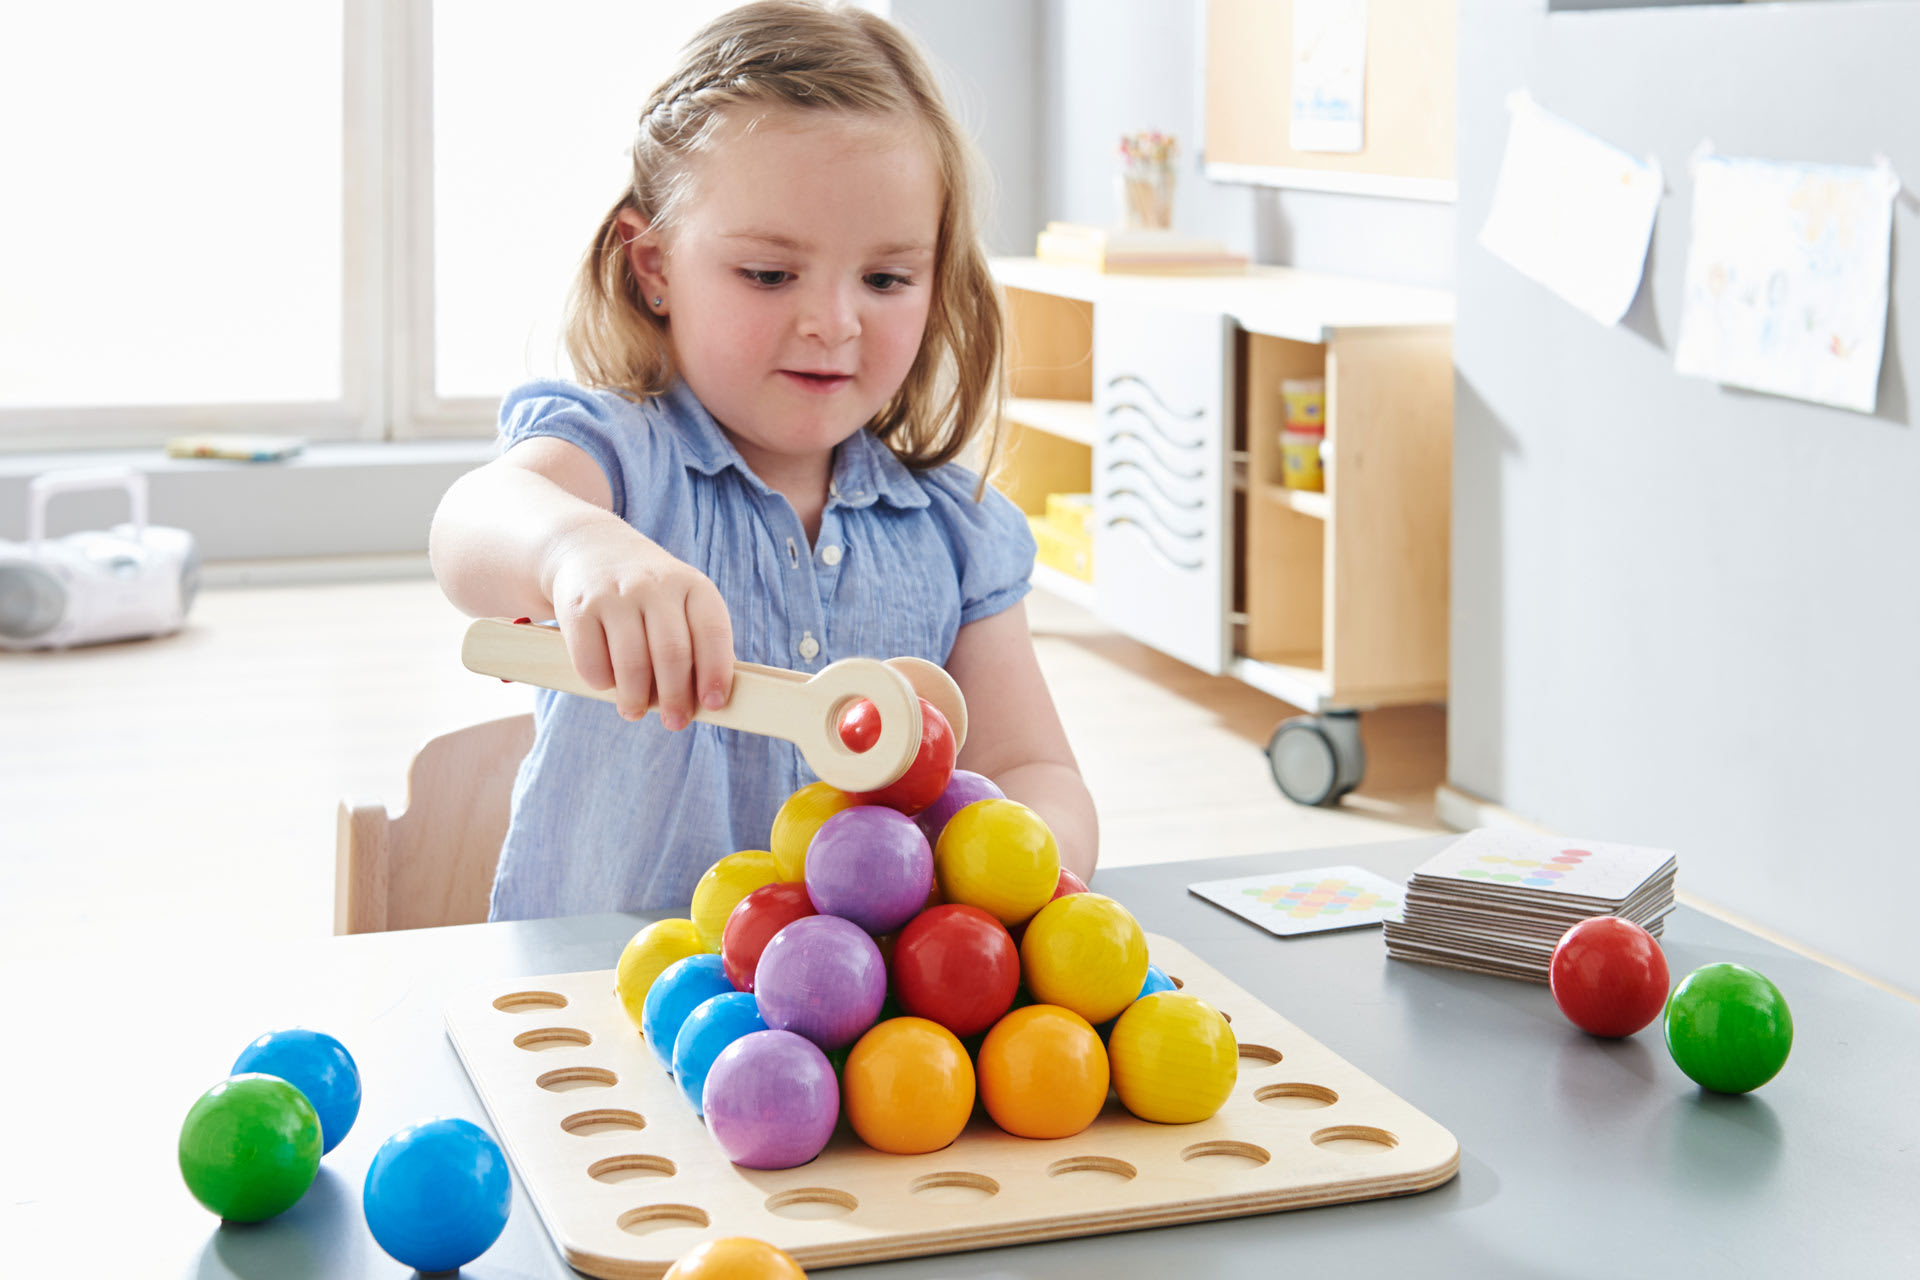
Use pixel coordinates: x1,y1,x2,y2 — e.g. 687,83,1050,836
891,904,1020,1038
720,882,817,993
1051,868,1090,900
839,696,956,816
1549,916,1671,1038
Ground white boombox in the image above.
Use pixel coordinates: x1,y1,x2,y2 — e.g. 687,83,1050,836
0,467,199,650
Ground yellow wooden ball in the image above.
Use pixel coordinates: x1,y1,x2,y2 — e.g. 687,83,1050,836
614,918,709,1032
690,850,783,951
769,782,858,882
1020,893,1149,1025
1107,991,1238,1124
932,798,1059,927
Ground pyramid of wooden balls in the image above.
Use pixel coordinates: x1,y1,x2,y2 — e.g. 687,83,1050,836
613,696,1239,1169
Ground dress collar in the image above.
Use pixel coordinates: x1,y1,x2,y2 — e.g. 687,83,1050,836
655,380,928,511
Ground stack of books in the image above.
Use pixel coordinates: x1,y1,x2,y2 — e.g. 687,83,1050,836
1383,829,1678,983
1034,222,1248,275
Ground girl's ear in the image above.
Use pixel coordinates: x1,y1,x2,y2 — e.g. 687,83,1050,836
615,208,669,311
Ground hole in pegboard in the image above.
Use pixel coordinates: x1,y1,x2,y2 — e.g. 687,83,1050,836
515,1027,592,1051
1238,1043,1282,1067
616,1204,709,1236
494,990,568,1012
1311,1125,1398,1154
562,1109,647,1137
766,1187,858,1219
539,1066,618,1092
1256,1082,1337,1109
1046,1156,1136,1184
589,1155,676,1184
1180,1140,1270,1171
909,1172,999,1203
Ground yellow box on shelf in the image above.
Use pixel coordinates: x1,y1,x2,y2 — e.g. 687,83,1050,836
1028,515,1093,583
1044,492,1093,540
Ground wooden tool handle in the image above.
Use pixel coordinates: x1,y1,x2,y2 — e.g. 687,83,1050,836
461,617,924,793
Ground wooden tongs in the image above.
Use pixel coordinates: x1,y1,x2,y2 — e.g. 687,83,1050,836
461,617,966,793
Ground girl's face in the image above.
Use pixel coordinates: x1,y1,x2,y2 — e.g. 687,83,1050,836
630,109,943,485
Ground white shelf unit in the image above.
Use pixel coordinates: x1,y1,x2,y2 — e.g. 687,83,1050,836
991,257,1453,717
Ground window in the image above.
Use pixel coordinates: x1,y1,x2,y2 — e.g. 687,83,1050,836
0,2,355,449
429,1,741,406
0,0,811,453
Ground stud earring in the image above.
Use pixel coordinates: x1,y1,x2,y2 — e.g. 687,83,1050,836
652,296,664,309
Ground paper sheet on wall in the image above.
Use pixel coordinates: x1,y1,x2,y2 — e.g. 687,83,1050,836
1674,152,1897,414
1477,93,1662,326
1289,0,1366,153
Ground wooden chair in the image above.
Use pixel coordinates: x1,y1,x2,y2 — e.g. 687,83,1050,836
334,713,535,934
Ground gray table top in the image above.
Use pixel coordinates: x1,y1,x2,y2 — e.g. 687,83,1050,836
8,837,1917,1278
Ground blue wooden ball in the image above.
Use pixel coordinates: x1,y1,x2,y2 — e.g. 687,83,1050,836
232,1028,361,1154
672,990,768,1116
641,953,734,1073
363,1117,510,1272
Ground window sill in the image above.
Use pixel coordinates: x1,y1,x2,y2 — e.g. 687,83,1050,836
0,438,497,564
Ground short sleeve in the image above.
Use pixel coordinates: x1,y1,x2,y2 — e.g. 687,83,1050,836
497,380,649,522
919,464,1037,626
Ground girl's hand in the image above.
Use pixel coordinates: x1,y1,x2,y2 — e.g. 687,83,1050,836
541,522,735,729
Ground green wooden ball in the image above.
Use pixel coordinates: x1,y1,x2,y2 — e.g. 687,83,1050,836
178,1074,323,1221
1663,962,1793,1094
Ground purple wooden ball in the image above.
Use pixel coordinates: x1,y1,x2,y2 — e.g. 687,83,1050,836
914,770,1005,848
701,1029,840,1169
753,915,887,1050
806,806,934,934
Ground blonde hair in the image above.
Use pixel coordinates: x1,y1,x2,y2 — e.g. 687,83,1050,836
565,1,1004,473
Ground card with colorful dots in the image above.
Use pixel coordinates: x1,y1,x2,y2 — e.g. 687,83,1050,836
1187,865,1407,937
1410,829,1675,909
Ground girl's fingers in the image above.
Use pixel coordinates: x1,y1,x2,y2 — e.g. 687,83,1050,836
643,601,697,731
561,613,616,696
600,611,656,722
685,579,736,712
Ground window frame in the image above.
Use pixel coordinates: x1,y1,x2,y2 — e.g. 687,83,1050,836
0,0,495,454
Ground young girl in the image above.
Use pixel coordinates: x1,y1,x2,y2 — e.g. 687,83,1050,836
430,0,1097,921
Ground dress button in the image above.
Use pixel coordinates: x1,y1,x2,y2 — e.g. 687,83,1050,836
821,545,843,567
797,633,820,660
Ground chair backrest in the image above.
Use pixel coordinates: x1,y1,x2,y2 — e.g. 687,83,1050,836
334,713,535,934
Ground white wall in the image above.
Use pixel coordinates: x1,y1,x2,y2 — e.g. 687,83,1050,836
1451,0,1920,994
891,0,1044,257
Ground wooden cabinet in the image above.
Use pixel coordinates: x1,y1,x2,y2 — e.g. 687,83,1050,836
990,258,1454,800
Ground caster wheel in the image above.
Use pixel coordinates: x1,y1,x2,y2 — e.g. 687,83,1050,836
1266,711,1366,807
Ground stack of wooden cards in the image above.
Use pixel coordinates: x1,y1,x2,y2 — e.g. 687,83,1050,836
1383,829,1677,982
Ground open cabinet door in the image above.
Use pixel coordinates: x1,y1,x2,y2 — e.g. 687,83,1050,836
1092,304,1235,674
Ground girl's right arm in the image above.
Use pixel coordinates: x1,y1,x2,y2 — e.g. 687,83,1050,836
428,437,735,728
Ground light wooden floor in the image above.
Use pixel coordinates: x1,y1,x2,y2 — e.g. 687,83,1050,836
0,577,1447,950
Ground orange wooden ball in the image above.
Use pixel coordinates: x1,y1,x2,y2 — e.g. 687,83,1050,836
843,1017,975,1154
978,1004,1109,1139
662,1236,807,1279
